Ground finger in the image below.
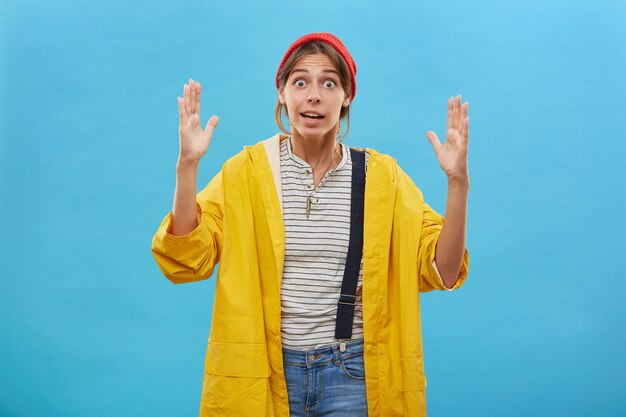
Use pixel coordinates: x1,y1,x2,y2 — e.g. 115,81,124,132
178,97,188,125
425,130,442,151
450,96,457,129
196,82,201,115
447,97,454,130
184,83,191,116
461,117,469,141
461,102,469,140
190,79,196,115
455,95,461,128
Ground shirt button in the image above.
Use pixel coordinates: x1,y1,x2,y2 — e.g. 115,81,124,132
304,170,310,176
371,161,377,168
274,239,281,245
279,392,285,399
306,184,313,189
367,344,373,351
365,251,373,258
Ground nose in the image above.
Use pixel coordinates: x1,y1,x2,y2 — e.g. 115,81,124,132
307,86,321,103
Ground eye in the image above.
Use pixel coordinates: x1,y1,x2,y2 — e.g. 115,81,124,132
295,79,306,87
324,80,336,88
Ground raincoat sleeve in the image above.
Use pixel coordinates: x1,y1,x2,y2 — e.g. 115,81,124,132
151,170,224,284
431,258,454,291
417,199,470,292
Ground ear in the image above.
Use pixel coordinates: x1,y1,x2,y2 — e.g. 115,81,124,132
278,85,285,104
343,96,351,107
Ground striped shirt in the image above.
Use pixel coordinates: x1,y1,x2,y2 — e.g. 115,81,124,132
280,137,369,350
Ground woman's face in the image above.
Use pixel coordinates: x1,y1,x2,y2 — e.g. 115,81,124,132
279,53,351,141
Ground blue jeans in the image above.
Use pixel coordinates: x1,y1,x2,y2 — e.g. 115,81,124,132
282,339,368,417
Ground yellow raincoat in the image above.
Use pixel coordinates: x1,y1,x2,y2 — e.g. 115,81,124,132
151,133,470,416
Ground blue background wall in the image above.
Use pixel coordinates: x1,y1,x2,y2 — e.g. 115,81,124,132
1,0,625,416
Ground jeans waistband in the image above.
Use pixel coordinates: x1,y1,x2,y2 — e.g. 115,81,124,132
282,339,364,367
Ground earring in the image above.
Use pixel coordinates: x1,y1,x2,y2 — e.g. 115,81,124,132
337,119,342,143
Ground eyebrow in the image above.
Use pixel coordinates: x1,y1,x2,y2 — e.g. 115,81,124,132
291,69,339,76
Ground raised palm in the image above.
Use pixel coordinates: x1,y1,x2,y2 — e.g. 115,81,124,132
178,79,219,163
425,95,469,181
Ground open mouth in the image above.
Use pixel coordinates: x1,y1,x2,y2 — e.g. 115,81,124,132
300,113,325,119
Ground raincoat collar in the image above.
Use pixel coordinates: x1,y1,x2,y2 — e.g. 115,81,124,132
245,133,380,213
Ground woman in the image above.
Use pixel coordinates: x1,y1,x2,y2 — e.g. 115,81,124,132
151,32,470,417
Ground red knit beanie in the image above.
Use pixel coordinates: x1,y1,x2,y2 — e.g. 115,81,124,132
275,32,357,100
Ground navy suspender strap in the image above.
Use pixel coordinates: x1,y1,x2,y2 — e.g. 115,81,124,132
334,148,366,350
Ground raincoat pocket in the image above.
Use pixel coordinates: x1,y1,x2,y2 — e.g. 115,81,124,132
204,340,271,377
399,356,427,391
200,341,273,417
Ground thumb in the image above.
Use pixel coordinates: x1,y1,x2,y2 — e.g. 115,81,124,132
204,116,220,140
205,115,219,131
202,115,219,144
425,130,441,150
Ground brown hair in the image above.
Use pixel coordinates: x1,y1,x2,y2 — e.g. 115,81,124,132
274,41,352,143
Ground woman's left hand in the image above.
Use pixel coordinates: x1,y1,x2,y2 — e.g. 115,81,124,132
425,95,469,182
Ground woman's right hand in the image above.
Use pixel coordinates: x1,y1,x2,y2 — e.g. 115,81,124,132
177,78,219,165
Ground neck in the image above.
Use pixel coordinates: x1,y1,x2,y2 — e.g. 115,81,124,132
290,127,342,170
